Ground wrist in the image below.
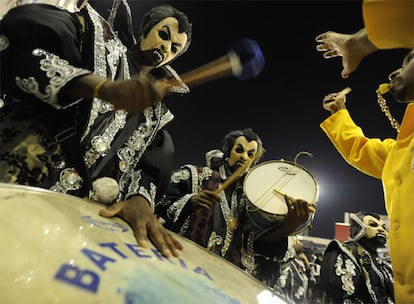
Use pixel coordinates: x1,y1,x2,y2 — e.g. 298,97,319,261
352,28,378,58
93,79,110,99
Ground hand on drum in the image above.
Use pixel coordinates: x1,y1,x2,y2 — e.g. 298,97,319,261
190,190,221,210
99,195,183,258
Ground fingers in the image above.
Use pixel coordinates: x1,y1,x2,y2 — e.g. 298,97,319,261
147,225,184,258
322,49,339,58
323,93,338,104
132,214,178,258
284,195,310,217
134,223,150,249
315,32,336,53
315,32,329,42
192,190,219,209
98,197,184,259
99,201,126,218
341,69,350,79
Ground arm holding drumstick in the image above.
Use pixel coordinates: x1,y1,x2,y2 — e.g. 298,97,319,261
254,194,312,254
191,161,249,210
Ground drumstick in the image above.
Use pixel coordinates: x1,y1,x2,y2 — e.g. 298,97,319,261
171,54,236,88
214,148,262,195
272,189,316,213
214,163,248,194
167,38,265,90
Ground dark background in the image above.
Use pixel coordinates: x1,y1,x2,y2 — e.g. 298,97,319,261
99,0,409,238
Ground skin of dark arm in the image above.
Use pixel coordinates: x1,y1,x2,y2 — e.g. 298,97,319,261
253,195,310,255
60,74,167,114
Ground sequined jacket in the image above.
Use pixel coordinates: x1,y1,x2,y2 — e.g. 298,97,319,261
0,4,93,193
0,3,177,206
156,150,288,288
319,240,394,304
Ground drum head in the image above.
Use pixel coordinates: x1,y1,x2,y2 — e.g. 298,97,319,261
244,160,318,214
0,183,285,303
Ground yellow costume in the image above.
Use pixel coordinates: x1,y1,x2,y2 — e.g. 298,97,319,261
363,0,414,49
320,104,414,303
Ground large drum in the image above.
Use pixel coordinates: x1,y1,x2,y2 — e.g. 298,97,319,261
0,183,285,303
244,160,319,233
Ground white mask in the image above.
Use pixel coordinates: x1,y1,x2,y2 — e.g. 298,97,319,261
139,17,188,68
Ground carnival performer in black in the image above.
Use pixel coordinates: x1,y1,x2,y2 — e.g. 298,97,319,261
0,0,191,257
156,128,311,292
319,211,394,303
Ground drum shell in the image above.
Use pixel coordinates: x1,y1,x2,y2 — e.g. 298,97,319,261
0,183,284,303
246,203,286,230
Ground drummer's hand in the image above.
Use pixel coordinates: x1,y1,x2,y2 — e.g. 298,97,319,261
100,75,167,114
190,190,221,210
99,196,183,258
254,195,310,254
282,194,310,236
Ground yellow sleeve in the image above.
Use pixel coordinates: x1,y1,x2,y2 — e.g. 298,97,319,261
320,109,395,179
362,0,414,49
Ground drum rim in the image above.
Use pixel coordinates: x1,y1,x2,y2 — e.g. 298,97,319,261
243,159,319,205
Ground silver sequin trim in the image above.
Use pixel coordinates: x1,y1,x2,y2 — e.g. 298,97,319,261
15,49,90,109
334,255,357,296
171,168,191,183
84,109,127,167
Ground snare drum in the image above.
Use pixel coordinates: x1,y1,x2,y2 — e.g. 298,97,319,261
0,183,285,304
243,160,318,233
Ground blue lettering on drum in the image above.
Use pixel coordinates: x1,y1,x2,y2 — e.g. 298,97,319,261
54,242,213,293
54,264,100,293
82,248,117,271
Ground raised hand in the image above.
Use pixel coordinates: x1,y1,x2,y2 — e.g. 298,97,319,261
315,29,377,79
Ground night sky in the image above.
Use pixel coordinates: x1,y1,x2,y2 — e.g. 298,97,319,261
107,0,409,239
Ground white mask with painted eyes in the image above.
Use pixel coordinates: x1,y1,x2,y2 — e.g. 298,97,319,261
227,136,258,173
362,215,388,242
139,17,188,68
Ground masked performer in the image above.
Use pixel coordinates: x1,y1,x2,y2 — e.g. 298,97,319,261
82,3,192,257
319,212,394,303
156,128,311,289
0,1,191,257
